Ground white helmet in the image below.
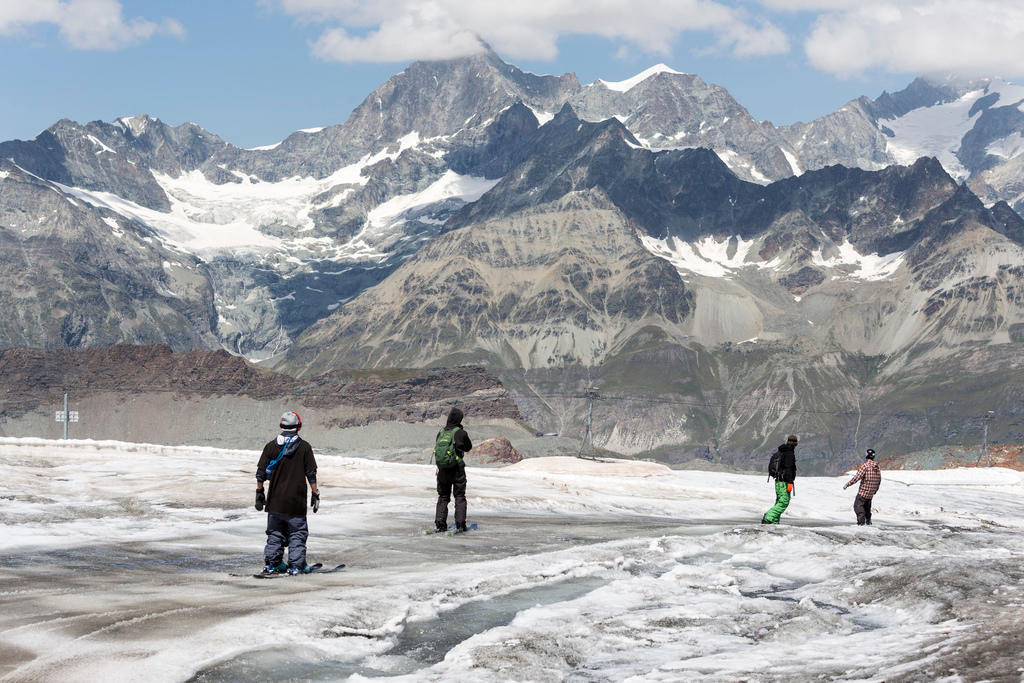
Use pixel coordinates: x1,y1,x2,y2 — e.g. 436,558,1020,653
280,411,302,431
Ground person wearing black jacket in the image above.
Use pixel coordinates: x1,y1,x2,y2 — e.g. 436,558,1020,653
762,434,798,524
255,411,319,574
434,407,472,532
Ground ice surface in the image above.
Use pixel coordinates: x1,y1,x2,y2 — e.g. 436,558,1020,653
1,437,1023,681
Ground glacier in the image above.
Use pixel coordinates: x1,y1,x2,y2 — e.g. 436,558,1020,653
1,435,1022,681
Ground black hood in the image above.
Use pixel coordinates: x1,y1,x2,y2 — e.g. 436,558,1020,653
445,407,464,429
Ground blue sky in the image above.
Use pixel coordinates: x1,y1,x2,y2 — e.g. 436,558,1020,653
1,1,1021,149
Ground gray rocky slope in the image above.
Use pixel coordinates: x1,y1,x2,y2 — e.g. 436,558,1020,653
0,160,216,350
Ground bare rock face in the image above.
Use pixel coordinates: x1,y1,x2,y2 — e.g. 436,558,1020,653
468,437,523,465
0,161,218,350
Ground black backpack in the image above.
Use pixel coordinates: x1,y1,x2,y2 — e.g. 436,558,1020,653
767,449,783,481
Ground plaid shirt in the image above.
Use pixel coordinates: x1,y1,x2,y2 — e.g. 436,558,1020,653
846,460,882,499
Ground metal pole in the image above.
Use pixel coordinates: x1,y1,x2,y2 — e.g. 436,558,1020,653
63,392,68,440
984,411,994,466
577,386,600,460
983,419,988,465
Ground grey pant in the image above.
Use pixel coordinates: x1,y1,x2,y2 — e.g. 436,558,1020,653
854,495,873,525
435,465,467,529
264,513,309,568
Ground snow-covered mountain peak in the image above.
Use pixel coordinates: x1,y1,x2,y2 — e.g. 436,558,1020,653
594,64,685,92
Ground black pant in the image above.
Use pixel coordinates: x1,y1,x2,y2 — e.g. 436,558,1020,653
435,465,467,529
854,495,873,525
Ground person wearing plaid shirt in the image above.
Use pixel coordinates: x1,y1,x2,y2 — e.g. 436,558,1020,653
844,449,882,525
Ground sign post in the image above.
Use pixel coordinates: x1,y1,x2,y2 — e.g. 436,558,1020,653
54,393,79,439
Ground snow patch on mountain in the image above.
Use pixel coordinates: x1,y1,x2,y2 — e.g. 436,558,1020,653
101,216,124,237
639,234,778,278
115,115,152,136
595,64,684,93
86,135,115,155
782,148,803,175
527,106,555,126
640,234,905,283
52,142,430,258
884,80,1024,180
367,170,499,229
884,89,984,180
715,149,770,183
811,241,904,280
56,180,286,254
987,132,1024,159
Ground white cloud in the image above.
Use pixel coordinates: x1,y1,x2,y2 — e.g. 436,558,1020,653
279,0,790,63
762,1,1024,78
0,0,184,50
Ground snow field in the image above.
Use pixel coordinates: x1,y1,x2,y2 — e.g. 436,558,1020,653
1,437,1023,681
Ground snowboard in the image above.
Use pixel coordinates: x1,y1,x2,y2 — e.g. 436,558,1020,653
424,523,478,536
230,563,346,579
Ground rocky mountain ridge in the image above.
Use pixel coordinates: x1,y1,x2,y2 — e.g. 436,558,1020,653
3,50,1024,468
3,51,1024,360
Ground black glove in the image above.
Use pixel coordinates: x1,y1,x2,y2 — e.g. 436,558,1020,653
255,488,265,511
311,490,320,513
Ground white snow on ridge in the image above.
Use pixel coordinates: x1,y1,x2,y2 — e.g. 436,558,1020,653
811,241,905,280
596,64,684,93
247,141,281,151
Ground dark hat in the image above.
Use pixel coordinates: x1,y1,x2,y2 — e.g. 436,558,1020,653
787,434,798,444
865,448,875,459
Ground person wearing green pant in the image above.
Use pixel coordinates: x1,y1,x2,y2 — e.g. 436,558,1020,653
762,434,798,524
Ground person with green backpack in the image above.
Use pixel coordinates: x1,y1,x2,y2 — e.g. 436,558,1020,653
433,407,473,533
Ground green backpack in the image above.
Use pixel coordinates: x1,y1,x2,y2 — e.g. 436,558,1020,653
433,427,462,468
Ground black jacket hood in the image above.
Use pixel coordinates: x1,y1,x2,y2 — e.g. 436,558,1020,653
445,408,464,429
